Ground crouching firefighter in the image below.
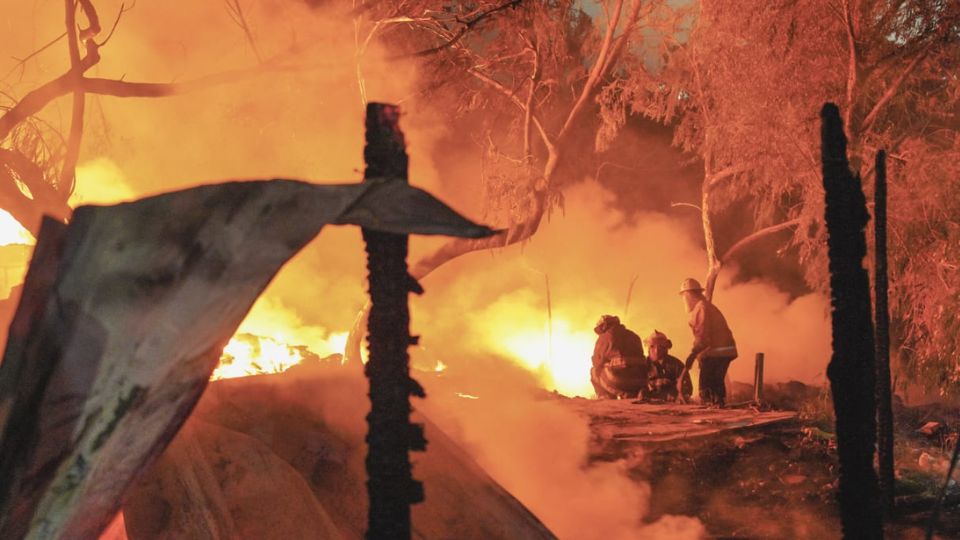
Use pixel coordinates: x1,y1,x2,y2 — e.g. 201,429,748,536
590,315,647,399
643,330,692,402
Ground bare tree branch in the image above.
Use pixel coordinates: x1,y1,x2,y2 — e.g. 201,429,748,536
2,32,68,84
224,0,263,63
706,163,752,190
60,0,94,196
77,55,302,97
359,17,423,57
670,201,702,212
858,44,932,138
468,68,554,154
0,148,72,235
409,209,537,280
601,0,653,76
0,57,95,142
96,2,134,48
721,218,801,264
77,0,102,40
842,0,859,133
522,36,539,164
390,0,524,60
0,50,305,142
558,0,632,140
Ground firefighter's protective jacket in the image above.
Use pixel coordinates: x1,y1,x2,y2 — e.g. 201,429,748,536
687,298,737,367
591,320,647,397
592,322,645,369
646,354,692,399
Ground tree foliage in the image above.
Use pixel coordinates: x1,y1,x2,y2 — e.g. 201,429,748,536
357,0,679,280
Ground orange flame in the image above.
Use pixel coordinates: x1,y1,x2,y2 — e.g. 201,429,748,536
212,294,350,379
213,333,306,380
213,331,348,380
493,319,597,397
0,210,34,247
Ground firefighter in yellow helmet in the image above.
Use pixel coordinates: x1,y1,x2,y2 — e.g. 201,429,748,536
677,278,738,406
590,315,647,399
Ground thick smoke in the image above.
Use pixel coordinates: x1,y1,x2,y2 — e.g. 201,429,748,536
418,367,707,539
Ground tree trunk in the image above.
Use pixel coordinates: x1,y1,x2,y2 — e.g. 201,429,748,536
874,149,895,514
362,103,426,540
820,102,883,539
701,178,721,302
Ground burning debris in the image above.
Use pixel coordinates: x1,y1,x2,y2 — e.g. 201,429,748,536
212,332,339,381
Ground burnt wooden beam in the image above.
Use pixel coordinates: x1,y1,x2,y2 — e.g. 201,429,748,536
821,102,882,538
362,102,426,540
0,179,493,540
874,149,895,515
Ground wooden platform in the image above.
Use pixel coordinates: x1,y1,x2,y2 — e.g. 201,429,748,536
567,399,799,444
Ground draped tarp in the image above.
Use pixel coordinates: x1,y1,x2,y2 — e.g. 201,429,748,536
121,367,555,540
0,179,496,540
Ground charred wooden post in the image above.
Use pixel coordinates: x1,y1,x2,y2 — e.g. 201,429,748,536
821,103,882,538
753,352,764,404
875,149,895,515
362,102,426,540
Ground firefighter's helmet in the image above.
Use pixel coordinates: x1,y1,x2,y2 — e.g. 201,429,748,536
645,330,673,349
678,278,704,295
594,314,620,334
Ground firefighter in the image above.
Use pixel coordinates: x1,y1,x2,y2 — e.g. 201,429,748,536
677,278,738,406
590,315,647,399
643,330,692,402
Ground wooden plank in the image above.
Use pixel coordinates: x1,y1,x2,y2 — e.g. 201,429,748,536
568,400,798,444
0,179,495,540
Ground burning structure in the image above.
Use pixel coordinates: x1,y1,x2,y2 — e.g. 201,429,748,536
1,0,959,538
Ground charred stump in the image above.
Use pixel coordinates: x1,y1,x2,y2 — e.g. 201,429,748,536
821,103,882,538
875,149,895,514
362,102,426,540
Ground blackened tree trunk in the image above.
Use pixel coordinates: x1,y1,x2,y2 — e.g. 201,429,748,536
821,102,883,538
362,102,426,540
875,149,895,514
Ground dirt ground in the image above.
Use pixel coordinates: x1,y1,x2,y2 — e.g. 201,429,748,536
580,382,960,539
